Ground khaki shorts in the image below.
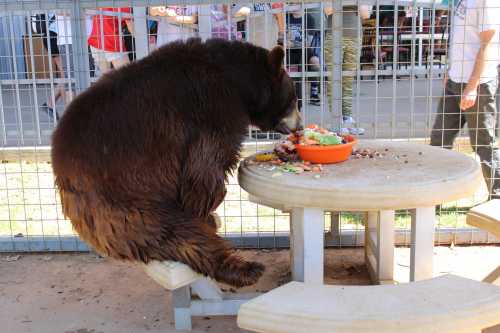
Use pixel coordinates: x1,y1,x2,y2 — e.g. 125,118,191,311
90,46,129,63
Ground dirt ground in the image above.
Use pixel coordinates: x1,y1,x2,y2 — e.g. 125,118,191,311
1,246,500,333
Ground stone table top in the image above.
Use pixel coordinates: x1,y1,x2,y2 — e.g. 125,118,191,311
238,140,483,211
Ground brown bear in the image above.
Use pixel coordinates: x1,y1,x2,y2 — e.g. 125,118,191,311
51,38,301,288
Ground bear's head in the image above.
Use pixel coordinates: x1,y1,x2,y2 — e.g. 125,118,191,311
250,46,302,135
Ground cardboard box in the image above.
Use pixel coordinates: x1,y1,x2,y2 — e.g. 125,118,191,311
23,34,51,79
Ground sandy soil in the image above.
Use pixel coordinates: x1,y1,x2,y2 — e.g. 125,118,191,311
1,247,500,333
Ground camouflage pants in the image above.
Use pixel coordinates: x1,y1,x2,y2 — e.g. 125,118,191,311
324,31,357,117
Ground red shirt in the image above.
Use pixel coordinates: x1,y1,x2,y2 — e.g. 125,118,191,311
88,7,132,52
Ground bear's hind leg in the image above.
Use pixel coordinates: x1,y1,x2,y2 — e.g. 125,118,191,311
157,218,264,288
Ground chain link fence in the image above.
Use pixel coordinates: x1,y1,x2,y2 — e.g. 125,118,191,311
0,0,498,252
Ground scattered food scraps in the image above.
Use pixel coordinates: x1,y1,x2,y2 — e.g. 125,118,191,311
2,255,21,262
352,148,384,159
255,152,277,162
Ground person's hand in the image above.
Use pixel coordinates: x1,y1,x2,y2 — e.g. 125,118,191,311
277,31,284,46
165,8,177,17
460,85,478,111
324,7,334,16
235,6,250,17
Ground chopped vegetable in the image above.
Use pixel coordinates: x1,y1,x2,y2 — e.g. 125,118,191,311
255,152,277,162
281,164,304,174
319,135,342,145
299,126,346,146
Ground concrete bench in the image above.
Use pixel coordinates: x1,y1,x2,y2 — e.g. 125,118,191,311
142,214,257,330
237,275,500,333
467,199,500,284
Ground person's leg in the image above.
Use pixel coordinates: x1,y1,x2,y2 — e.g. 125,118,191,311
464,81,500,199
309,55,320,105
60,44,74,104
288,50,302,111
496,70,500,138
111,54,130,70
42,32,63,115
51,55,66,105
324,29,333,112
104,49,131,70
88,45,96,77
430,80,466,149
90,46,112,75
342,36,357,118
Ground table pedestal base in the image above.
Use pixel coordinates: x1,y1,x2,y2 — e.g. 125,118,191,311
288,206,435,285
290,207,325,284
365,210,395,284
364,207,436,284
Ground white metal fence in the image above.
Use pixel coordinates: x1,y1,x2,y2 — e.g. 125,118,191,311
0,0,498,252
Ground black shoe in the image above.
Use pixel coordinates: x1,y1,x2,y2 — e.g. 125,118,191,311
309,94,320,106
250,130,282,140
41,103,60,121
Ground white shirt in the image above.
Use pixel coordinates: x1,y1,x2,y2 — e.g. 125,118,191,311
86,15,93,38
31,12,57,34
56,15,72,45
448,0,500,84
156,6,198,47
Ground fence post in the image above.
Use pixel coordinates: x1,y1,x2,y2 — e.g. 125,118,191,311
71,0,90,93
133,6,148,60
198,5,212,42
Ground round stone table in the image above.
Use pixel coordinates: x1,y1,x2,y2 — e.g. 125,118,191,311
238,141,482,284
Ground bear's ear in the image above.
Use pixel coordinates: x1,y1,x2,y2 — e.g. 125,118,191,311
268,46,285,76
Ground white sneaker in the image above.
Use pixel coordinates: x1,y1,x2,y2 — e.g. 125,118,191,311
342,116,365,135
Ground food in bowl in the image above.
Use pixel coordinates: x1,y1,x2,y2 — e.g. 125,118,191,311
295,124,347,146
274,124,356,164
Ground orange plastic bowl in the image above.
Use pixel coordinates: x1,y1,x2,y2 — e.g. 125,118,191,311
295,135,357,164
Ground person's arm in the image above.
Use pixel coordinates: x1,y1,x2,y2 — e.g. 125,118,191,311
359,5,371,20
150,6,196,24
149,6,177,17
324,5,334,17
274,12,285,33
175,15,197,24
460,29,497,110
174,6,197,25
234,6,250,18
270,3,285,45
125,20,134,35
275,12,285,45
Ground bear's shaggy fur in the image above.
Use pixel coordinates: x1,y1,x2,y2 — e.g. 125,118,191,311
51,38,299,287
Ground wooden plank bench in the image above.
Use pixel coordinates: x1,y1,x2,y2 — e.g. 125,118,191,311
467,199,500,284
237,275,500,333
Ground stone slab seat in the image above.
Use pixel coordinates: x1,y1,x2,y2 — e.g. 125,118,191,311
467,199,500,239
237,275,500,333
143,260,201,290
141,214,256,331
143,212,223,291
466,199,500,284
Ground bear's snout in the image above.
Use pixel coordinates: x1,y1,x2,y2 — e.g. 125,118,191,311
275,107,302,134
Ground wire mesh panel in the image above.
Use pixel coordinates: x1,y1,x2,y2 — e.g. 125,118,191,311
0,0,498,252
